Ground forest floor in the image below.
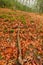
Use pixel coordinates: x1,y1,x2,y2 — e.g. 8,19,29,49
0,8,43,65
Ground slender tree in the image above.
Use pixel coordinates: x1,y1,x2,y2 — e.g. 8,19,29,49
36,0,43,13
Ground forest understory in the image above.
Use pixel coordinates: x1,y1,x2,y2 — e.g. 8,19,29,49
0,8,43,65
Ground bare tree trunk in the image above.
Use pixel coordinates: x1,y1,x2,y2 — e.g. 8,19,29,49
25,0,28,11
23,0,24,4
29,0,30,5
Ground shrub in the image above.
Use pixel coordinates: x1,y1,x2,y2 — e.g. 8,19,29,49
0,0,14,9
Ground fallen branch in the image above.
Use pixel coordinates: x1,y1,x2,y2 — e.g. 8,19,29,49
17,23,24,65
17,23,28,65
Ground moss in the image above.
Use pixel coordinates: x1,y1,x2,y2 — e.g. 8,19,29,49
0,13,16,23
0,14,8,18
10,17,15,21
0,54,3,60
9,29,14,33
7,12,16,15
20,16,26,25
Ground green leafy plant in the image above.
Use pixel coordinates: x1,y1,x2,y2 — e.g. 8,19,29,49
0,54,3,60
10,17,15,21
20,16,26,25
9,29,14,33
0,14,8,19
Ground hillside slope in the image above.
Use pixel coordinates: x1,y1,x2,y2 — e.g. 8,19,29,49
0,8,43,65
